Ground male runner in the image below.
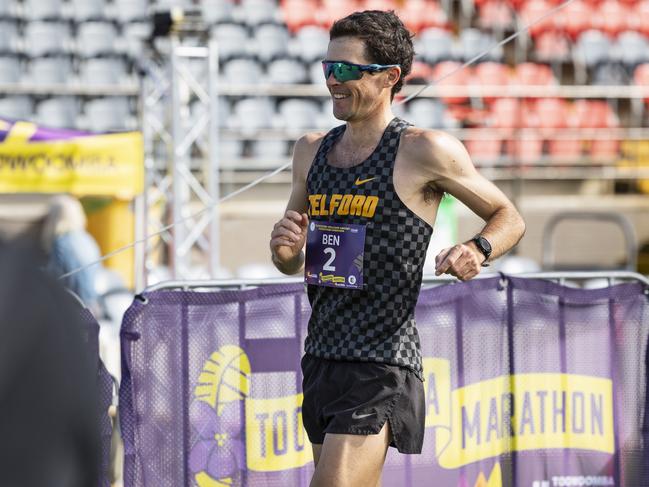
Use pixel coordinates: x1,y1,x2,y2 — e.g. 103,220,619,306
269,10,525,487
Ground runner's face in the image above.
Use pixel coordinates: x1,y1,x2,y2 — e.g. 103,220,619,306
325,37,393,122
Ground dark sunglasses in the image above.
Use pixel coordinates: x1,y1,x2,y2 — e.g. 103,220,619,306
321,60,400,82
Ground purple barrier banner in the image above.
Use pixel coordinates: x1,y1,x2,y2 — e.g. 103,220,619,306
119,277,649,487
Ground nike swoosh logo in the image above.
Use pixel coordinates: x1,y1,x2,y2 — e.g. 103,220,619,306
351,410,376,420
354,177,376,186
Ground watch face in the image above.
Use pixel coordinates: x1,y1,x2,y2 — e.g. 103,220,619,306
478,236,492,253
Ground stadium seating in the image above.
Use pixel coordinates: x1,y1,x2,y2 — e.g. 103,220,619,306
76,21,118,58
471,62,509,105
0,55,21,83
114,0,149,23
534,31,570,63
594,0,631,38
222,57,263,85
267,57,308,84
240,0,279,26
71,0,106,22
0,96,33,120
281,0,318,33
79,57,128,86
24,56,73,85
22,0,62,21
232,97,275,134
24,21,70,57
35,97,79,128
574,30,612,68
431,61,471,104
0,0,641,169
396,0,449,33
250,139,288,160
616,31,649,68
417,27,454,64
210,23,249,61
295,25,329,63
0,0,15,17
556,0,592,40
465,129,503,165
518,0,555,38
476,0,514,32
278,98,320,130
406,98,447,128
83,97,131,131
254,23,290,63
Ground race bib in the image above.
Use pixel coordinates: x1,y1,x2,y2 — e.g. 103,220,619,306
304,220,365,289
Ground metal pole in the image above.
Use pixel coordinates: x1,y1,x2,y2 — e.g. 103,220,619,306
207,38,221,277
170,35,186,280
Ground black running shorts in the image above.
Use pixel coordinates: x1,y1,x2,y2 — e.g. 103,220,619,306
300,354,425,454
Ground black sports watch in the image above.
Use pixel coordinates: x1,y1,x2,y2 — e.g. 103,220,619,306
471,235,492,266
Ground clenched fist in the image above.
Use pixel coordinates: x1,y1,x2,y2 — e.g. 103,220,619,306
270,210,309,274
434,242,486,281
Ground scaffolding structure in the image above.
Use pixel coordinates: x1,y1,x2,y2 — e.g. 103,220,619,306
138,28,221,289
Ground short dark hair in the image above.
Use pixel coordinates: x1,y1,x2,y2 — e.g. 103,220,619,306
330,10,414,100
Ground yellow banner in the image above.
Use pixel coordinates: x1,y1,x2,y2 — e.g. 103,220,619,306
0,122,143,198
245,393,312,472
423,359,615,469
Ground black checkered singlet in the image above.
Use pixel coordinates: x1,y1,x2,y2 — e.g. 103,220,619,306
305,117,433,379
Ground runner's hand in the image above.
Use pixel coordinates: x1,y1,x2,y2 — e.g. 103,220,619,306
270,210,309,264
434,243,484,281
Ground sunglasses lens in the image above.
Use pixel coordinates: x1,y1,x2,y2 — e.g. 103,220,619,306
323,62,362,82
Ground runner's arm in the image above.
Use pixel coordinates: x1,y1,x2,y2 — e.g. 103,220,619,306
412,130,525,279
270,133,322,275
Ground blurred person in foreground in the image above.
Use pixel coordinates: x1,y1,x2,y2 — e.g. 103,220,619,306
269,10,525,486
0,241,101,487
42,194,102,315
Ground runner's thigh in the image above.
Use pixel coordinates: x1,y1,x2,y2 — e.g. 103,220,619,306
309,422,390,487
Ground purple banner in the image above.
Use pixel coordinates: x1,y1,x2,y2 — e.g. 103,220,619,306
119,277,649,487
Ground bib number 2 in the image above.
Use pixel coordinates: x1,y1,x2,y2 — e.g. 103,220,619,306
323,248,336,271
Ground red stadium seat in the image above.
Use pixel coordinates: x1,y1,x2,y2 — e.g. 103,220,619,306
477,0,514,31
535,98,566,131
555,0,592,40
473,62,511,104
465,129,504,165
396,0,449,34
281,0,318,33
593,0,631,37
518,0,557,37
360,0,398,11
548,138,584,162
534,98,583,162
638,1,649,37
591,138,620,161
405,60,434,84
571,100,620,160
512,62,555,85
491,97,522,130
474,61,510,85
431,61,471,104
590,101,621,160
319,0,361,30
534,31,571,63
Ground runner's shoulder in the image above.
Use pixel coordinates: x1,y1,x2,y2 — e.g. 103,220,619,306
295,131,327,154
292,131,327,174
400,126,467,171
